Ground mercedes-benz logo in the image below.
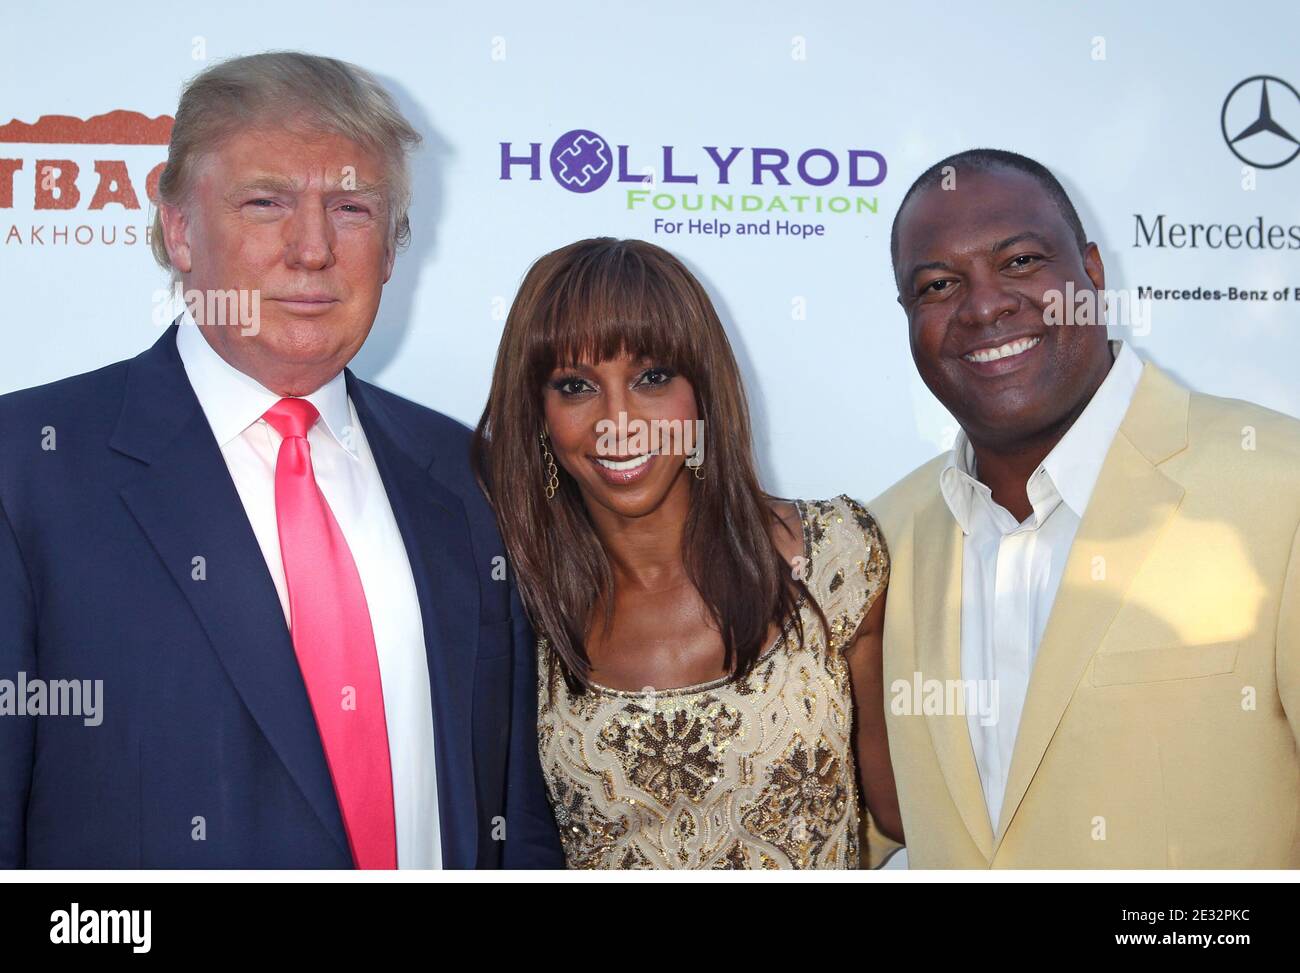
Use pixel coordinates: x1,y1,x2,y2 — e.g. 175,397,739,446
1221,75,1300,169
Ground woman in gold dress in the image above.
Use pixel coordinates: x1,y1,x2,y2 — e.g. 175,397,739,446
473,238,902,868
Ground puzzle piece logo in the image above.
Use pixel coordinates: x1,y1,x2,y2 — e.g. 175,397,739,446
548,129,612,193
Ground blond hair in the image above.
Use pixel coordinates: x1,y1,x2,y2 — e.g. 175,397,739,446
150,51,422,273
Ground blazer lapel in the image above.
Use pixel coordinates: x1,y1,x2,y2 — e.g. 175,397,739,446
913,495,996,861
345,374,482,869
993,362,1190,848
112,326,351,861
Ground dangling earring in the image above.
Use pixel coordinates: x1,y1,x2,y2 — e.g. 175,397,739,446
540,431,559,500
691,457,705,481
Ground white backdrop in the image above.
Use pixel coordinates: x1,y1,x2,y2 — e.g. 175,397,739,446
2,0,1298,872
3,1,1298,504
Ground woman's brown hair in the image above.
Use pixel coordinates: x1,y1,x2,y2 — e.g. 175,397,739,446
472,237,817,691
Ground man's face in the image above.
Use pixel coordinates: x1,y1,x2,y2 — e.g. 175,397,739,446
894,167,1110,448
161,122,396,396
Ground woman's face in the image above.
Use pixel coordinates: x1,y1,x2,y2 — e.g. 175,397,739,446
542,352,700,520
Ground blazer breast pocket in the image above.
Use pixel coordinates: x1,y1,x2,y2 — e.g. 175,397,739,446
1090,640,1240,687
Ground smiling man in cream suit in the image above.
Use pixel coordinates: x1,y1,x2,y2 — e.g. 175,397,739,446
871,149,1300,868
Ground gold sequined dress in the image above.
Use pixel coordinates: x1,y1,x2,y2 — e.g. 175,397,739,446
537,496,889,869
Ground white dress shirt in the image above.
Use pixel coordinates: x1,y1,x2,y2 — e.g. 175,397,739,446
176,314,440,868
939,339,1144,830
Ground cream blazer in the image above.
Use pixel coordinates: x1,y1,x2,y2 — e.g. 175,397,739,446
870,359,1300,867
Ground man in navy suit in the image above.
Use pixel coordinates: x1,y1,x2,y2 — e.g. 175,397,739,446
0,51,562,868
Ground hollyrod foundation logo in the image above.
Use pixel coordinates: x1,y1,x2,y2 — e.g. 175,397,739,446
502,127,888,241
550,129,612,192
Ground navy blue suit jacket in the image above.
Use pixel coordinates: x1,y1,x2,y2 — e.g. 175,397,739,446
0,325,562,868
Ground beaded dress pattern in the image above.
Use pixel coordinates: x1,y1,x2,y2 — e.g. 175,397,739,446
537,496,889,868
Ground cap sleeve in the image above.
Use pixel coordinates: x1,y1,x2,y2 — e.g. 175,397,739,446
797,495,890,652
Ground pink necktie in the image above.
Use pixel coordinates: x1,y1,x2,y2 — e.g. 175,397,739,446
263,397,397,869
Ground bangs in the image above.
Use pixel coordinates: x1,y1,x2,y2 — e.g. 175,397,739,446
523,241,709,385
475,236,800,698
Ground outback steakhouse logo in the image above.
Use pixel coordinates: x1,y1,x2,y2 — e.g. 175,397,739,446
0,110,172,248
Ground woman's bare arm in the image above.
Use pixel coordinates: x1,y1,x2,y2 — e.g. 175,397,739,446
845,586,904,844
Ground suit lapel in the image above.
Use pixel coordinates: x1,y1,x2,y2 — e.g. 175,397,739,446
992,362,1189,849
113,326,351,861
345,374,482,869
913,496,996,861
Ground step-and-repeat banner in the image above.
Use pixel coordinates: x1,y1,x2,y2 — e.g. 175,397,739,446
2,0,1297,505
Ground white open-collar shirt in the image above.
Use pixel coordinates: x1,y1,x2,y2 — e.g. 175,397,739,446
176,314,440,868
939,338,1144,830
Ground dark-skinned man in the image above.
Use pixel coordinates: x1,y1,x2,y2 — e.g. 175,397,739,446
870,148,1300,868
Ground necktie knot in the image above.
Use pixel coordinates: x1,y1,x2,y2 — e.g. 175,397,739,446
263,397,320,440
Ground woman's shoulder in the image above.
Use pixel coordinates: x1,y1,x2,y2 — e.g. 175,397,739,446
792,495,890,640
797,495,887,558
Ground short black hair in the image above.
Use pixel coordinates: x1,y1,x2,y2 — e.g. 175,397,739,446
889,148,1088,287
